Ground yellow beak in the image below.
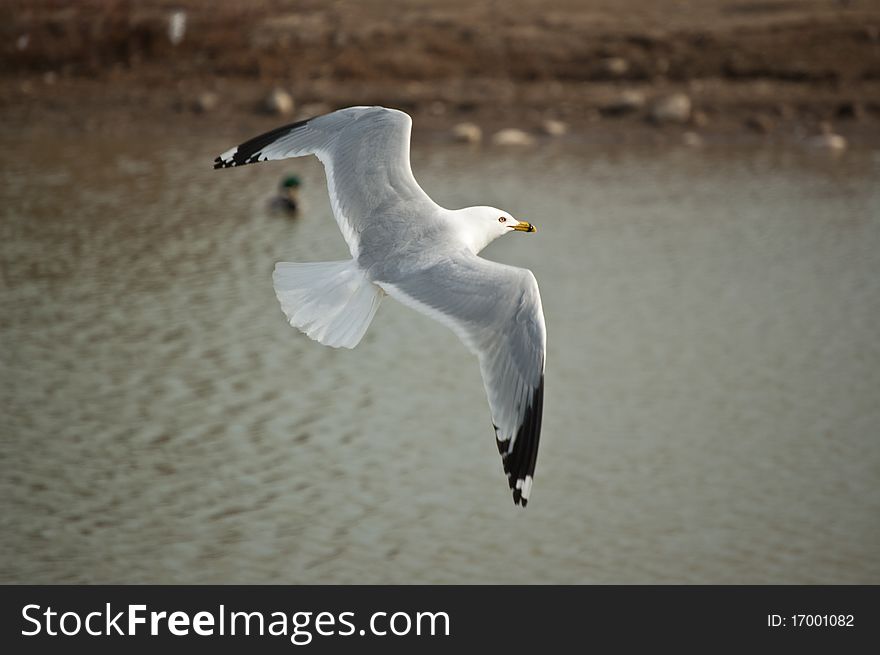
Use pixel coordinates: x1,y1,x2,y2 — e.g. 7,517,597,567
512,221,537,233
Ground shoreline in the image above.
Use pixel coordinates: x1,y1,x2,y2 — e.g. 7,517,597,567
2,0,879,146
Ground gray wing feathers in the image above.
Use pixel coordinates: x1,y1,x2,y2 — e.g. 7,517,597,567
384,255,546,506
214,106,431,257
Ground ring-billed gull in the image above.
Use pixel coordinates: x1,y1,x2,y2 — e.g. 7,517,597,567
215,106,546,507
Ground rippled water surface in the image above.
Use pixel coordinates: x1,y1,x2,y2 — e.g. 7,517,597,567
1,133,878,583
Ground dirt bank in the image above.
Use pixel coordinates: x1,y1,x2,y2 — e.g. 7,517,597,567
2,0,880,144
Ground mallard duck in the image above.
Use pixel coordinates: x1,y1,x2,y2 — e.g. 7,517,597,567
268,174,301,215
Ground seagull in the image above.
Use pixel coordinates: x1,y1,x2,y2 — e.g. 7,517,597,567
214,106,546,507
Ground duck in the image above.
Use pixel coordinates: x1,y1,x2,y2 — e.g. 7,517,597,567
268,174,301,216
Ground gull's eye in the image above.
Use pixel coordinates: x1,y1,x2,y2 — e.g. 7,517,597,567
498,217,507,223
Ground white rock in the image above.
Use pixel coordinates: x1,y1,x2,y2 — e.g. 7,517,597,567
599,57,629,77
649,93,692,124
806,134,847,151
264,88,295,116
602,90,646,115
491,129,536,146
194,91,219,113
167,10,187,46
806,122,846,151
541,119,568,136
451,122,483,144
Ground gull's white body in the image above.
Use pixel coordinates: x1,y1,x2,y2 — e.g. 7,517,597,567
215,106,546,506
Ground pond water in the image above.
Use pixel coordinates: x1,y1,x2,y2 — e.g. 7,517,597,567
1,132,878,583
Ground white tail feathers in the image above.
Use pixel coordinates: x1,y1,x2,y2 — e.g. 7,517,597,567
273,260,383,349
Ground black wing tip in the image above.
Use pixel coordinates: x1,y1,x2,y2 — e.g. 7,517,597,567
213,117,312,171
500,373,544,508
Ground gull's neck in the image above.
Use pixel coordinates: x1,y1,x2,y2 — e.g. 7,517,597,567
446,208,495,255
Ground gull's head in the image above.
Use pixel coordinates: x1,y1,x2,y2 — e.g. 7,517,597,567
458,206,536,253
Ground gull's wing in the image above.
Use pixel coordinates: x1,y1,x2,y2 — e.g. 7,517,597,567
381,254,546,507
214,106,432,258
